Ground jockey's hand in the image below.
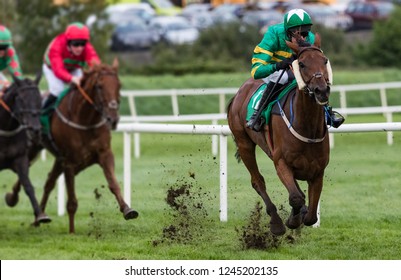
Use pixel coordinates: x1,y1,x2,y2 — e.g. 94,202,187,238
71,76,81,87
275,56,294,71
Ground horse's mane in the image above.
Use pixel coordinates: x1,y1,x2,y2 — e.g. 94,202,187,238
82,63,116,90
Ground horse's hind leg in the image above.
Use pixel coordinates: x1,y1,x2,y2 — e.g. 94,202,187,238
5,180,21,207
236,140,286,236
99,149,139,220
39,159,63,213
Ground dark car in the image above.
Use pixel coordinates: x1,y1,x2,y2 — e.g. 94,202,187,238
110,21,160,51
345,0,394,30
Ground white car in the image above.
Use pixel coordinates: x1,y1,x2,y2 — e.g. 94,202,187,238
149,16,199,45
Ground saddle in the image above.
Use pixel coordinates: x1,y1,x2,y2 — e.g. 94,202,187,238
246,79,297,126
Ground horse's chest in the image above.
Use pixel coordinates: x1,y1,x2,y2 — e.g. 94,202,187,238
281,150,327,178
0,139,26,162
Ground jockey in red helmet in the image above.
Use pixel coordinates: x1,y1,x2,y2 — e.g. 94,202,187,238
42,22,100,109
0,25,23,95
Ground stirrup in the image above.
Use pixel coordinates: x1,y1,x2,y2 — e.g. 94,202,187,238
328,111,345,128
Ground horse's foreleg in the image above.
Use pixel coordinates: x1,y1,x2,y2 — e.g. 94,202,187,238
275,160,306,229
303,174,324,226
237,143,285,236
99,150,139,220
12,157,51,225
64,167,77,234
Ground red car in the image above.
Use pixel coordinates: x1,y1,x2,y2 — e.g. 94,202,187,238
345,0,394,30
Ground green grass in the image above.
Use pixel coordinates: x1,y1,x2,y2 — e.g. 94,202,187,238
1,71,401,260
1,116,401,260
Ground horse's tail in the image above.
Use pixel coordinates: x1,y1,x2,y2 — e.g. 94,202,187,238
226,96,242,163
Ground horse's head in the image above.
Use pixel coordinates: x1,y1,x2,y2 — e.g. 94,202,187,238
81,58,121,130
8,73,42,145
286,33,331,105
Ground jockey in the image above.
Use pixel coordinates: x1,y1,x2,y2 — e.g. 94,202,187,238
0,25,23,95
42,22,100,109
246,8,344,132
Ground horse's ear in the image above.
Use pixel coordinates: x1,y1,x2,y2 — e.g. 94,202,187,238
11,73,22,86
313,33,321,49
34,70,42,85
112,57,119,70
286,40,299,55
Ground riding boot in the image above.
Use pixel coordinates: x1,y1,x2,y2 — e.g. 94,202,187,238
326,105,345,128
246,82,277,132
42,94,57,112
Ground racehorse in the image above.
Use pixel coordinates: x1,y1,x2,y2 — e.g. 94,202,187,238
227,34,331,236
8,59,138,233
2,74,51,225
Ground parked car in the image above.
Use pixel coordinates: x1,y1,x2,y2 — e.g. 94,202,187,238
345,0,394,30
241,9,282,34
110,20,160,51
149,16,199,45
286,3,353,31
180,3,214,30
86,3,156,27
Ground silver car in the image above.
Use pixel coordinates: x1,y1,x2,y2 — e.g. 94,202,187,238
149,16,200,45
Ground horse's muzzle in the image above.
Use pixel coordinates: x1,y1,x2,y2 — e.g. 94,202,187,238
313,86,330,106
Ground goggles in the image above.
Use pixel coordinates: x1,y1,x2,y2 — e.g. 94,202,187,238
0,44,9,51
289,25,311,38
69,40,87,47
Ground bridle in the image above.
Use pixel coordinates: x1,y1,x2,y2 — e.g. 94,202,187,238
55,69,120,130
295,46,330,97
0,83,41,137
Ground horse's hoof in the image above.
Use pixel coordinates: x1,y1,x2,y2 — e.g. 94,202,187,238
36,213,52,224
286,214,303,229
5,193,19,207
270,222,286,236
124,208,139,220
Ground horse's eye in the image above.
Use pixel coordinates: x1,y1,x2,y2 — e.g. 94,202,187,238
299,62,305,68
324,58,328,65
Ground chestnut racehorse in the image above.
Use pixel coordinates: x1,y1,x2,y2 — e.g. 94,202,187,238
227,34,331,236
7,59,138,233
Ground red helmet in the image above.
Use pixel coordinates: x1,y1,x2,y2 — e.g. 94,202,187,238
65,22,90,41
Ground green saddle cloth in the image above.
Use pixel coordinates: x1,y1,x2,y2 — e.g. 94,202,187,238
246,80,297,124
40,87,71,135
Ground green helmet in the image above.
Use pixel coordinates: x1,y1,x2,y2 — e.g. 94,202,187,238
0,25,12,46
283,9,313,31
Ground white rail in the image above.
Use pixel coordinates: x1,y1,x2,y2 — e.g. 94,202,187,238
57,122,401,223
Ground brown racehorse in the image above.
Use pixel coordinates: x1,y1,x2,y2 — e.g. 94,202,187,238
227,34,330,236
7,59,138,233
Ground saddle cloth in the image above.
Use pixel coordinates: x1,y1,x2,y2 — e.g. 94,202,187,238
246,80,297,125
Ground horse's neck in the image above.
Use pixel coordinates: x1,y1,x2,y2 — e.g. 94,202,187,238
0,95,18,130
293,90,326,134
64,88,101,123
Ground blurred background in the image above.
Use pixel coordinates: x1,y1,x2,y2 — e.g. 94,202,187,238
1,0,401,75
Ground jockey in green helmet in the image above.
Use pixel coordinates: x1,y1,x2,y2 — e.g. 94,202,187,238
247,8,344,132
0,25,23,95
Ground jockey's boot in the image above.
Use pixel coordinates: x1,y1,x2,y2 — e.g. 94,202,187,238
42,94,57,112
326,106,345,128
246,82,277,132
